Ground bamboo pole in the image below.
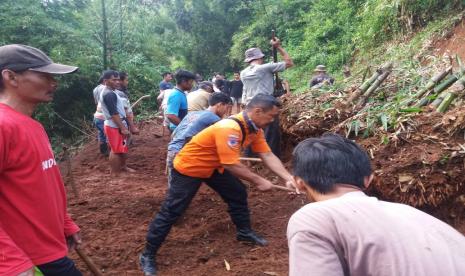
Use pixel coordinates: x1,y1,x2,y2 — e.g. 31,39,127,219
436,74,465,112
415,74,459,107
437,92,457,113
356,63,393,107
432,74,459,94
360,68,383,93
361,66,370,83
347,67,382,104
414,67,451,99
430,94,446,108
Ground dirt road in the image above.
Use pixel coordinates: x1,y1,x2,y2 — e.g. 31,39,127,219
66,120,304,275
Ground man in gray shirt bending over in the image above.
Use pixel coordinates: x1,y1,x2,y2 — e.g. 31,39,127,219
288,133,465,276
240,37,293,158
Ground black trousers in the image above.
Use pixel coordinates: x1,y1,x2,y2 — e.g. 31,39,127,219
145,169,251,254
245,116,281,158
37,256,82,276
264,117,281,158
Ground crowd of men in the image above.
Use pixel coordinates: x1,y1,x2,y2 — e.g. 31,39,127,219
1,41,464,276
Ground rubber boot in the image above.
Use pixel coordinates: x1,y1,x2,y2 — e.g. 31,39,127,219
236,229,268,246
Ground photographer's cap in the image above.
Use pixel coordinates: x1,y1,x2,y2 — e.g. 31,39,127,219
0,44,78,74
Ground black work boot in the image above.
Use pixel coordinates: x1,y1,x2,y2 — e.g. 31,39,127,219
236,229,268,246
139,253,157,276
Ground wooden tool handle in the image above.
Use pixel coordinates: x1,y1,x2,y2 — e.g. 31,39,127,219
239,157,262,162
75,248,103,276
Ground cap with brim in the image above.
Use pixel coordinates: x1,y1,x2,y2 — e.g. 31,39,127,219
314,65,327,72
244,48,265,63
29,63,78,74
0,44,78,74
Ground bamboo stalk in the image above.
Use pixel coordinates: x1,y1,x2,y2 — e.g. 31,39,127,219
356,63,393,107
415,74,459,107
347,67,382,104
437,92,457,113
430,94,446,108
433,74,459,94
414,67,451,99
361,66,371,83
360,68,382,93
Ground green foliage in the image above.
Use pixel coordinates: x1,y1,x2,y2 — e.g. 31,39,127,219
1,0,464,147
230,0,464,90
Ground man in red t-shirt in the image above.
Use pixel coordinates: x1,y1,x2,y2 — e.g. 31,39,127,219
0,44,82,276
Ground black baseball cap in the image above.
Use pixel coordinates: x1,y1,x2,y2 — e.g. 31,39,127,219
0,44,78,74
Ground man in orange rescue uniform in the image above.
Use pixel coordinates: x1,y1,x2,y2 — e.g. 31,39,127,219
140,94,296,276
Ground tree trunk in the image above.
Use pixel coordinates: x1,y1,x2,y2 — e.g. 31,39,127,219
101,0,109,69
119,0,123,50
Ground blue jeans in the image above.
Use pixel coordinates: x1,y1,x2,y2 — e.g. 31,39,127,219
93,117,107,143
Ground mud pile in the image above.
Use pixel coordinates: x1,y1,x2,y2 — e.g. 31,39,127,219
280,92,465,224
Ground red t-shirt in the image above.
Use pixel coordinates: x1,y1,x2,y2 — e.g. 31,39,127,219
0,103,79,275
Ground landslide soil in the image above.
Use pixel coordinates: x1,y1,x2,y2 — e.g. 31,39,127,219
65,120,304,276
65,20,465,275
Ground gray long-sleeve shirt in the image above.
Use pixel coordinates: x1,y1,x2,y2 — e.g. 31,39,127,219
287,191,465,276
240,61,286,104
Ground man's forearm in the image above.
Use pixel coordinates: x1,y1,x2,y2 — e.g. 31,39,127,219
223,163,264,184
111,114,127,130
277,46,294,68
166,114,181,125
259,152,292,181
125,110,135,127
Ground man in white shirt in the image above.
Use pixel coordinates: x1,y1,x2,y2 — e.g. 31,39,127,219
288,133,465,276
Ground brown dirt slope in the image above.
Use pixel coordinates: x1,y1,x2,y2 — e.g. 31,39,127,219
65,120,304,275
435,19,465,61
64,18,465,276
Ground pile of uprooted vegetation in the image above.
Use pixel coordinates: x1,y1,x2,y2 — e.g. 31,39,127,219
280,58,465,220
